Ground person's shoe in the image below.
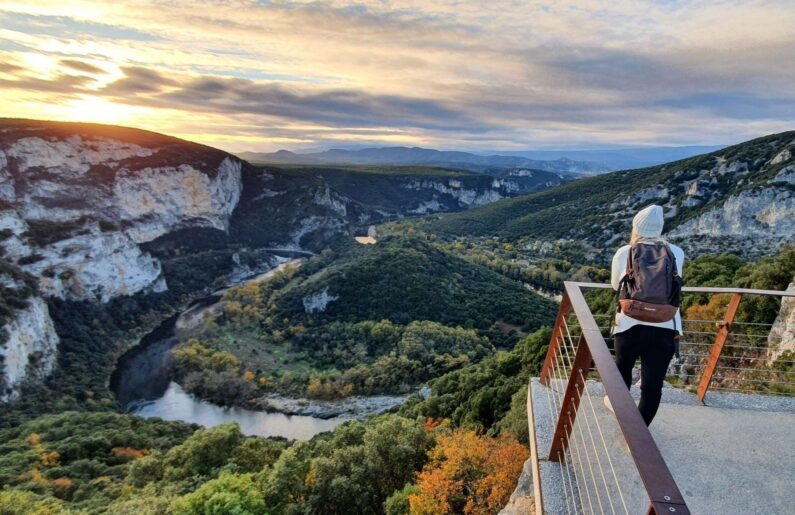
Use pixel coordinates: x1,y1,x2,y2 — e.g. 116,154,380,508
603,395,614,413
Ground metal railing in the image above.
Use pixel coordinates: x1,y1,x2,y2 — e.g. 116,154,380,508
536,281,795,515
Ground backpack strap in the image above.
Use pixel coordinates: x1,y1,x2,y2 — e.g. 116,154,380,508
615,244,634,315
664,243,682,334
625,243,634,278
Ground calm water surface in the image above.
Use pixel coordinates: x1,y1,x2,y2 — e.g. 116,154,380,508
131,381,352,440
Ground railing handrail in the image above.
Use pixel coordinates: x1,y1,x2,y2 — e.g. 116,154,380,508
566,281,795,297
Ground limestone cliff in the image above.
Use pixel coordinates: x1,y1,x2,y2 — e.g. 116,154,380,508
0,120,243,302
0,296,59,401
402,178,506,207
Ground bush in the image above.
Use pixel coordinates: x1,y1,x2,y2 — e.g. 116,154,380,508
170,473,267,515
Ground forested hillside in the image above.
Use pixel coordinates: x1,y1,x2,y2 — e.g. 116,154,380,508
427,131,795,259
169,236,556,404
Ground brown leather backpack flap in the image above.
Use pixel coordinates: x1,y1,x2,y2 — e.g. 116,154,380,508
618,299,677,323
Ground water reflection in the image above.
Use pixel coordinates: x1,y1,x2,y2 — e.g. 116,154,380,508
132,381,353,440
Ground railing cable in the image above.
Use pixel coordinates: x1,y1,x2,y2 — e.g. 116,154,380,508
557,329,632,515
558,341,608,515
577,373,630,514
553,346,592,514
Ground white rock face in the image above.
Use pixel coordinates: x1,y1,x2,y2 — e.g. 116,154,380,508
115,157,242,242
312,186,347,216
21,227,165,302
5,135,154,174
303,287,338,313
492,179,521,192
0,133,243,302
410,200,443,214
0,296,59,401
403,179,504,206
625,185,669,206
768,282,795,363
773,165,795,184
670,187,795,239
510,169,534,177
770,148,791,165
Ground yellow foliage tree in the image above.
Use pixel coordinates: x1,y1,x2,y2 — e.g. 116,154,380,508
684,293,731,337
111,447,150,460
409,430,529,515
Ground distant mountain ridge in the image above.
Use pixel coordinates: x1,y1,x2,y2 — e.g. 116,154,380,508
237,147,605,175
486,145,726,171
238,144,728,174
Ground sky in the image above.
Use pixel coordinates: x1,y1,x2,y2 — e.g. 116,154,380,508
0,0,793,153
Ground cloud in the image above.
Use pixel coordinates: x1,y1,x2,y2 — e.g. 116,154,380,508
59,58,104,74
0,72,93,95
101,66,178,95
0,0,793,151
0,61,24,74
100,70,481,131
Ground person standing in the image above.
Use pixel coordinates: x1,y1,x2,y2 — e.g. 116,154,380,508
609,204,684,426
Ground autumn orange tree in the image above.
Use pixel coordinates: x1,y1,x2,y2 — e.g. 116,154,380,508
409,429,528,515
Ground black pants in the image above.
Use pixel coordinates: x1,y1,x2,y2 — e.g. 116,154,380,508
613,324,676,426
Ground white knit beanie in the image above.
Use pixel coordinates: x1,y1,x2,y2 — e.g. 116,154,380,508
633,204,664,238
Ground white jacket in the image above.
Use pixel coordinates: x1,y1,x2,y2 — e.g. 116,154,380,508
610,242,685,335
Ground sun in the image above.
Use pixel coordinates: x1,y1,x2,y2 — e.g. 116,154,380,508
55,96,147,125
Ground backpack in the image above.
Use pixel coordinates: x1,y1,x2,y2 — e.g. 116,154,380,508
617,242,683,323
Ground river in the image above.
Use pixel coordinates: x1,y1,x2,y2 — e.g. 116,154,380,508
110,257,405,440
130,381,351,440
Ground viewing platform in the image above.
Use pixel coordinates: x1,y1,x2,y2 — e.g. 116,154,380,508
524,283,795,515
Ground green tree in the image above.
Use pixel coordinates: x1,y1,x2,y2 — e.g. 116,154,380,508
384,484,419,515
164,424,243,480
0,489,64,515
171,473,267,515
230,438,286,473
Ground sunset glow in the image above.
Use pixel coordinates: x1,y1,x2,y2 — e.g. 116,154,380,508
0,1,793,152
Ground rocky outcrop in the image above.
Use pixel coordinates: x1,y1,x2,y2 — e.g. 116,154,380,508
312,186,348,217
0,296,59,401
403,179,505,207
768,281,795,363
303,287,338,313
17,228,166,302
590,134,795,257
0,122,243,302
669,187,794,240
499,459,536,515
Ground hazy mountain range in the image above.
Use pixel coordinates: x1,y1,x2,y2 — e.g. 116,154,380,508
237,147,603,174
237,145,726,174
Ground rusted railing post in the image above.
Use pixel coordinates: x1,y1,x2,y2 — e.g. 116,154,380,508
540,291,571,386
696,292,743,401
548,335,592,461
